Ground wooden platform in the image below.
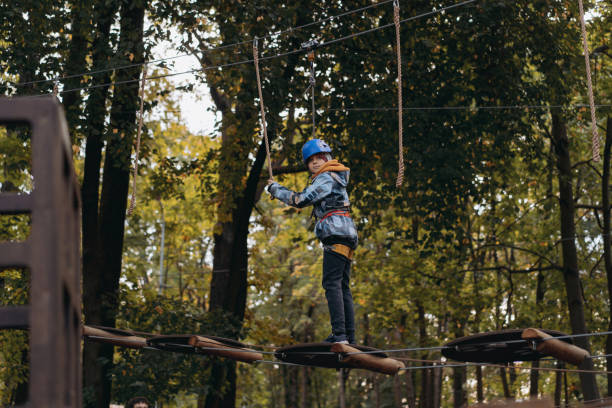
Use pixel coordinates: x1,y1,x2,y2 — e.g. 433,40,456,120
442,329,576,363
275,342,405,375
83,325,263,363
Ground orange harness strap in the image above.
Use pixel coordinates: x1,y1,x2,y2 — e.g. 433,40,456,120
330,244,354,260
319,209,350,222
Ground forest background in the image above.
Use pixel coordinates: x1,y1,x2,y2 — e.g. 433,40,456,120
0,0,611,407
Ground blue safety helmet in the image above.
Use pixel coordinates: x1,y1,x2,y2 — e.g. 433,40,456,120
302,139,332,164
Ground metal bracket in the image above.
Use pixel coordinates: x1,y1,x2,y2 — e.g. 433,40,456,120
301,39,319,50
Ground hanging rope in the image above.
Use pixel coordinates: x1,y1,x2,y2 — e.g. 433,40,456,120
393,0,404,187
577,0,600,162
253,37,274,181
309,52,316,138
127,63,148,216
301,40,319,139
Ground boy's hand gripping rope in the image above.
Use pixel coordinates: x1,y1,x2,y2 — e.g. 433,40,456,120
394,0,404,187
253,37,274,181
128,63,148,216
577,0,600,162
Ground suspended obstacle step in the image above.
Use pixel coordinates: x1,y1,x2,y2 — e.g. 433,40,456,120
521,328,590,365
83,325,148,349
147,335,263,364
275,342,405,375
442,328,590,365
83,325,263,363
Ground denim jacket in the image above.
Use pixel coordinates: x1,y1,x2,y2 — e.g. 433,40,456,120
268,170,358,249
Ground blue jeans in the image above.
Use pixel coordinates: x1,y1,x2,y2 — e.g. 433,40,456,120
322,249,355,338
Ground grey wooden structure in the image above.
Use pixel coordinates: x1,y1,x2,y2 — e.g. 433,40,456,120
0,96,82,407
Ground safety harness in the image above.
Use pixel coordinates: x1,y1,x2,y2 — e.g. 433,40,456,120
317,208,354,260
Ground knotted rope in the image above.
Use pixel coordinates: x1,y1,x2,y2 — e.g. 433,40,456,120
394,0,404,187
253,37,274,181
577,0,600,162
128,63,148,216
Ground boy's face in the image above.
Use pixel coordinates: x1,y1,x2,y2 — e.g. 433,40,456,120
307,153,328,174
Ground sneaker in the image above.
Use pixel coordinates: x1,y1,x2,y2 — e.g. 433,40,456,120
324,333,349,344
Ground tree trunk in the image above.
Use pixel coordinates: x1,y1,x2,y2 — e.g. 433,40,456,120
601,117,612,396
204,136,269,408
338,369,346,408
555,363,563,407
62,0,92,141
300,367,309,408
476,366,484,403
500,366,512,399
530,270,546,398
82,1,145,406
81,1,120,406
202,36,300,405
405,368,417,408
375,375,381,408
432,364,442,408
551,113,600,401
282,364,299,408
394,374,402,407
417,302,431,408
453,365,467,408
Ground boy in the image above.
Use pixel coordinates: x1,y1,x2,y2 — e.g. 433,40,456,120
266,139,358,344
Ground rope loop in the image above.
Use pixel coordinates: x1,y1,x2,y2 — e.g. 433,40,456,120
128,63,148,216
253,36,274,181
393,0,404,187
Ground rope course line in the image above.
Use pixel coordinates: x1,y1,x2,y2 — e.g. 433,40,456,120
128,63,148,216
400,362,612,376
257,350,612,376
113,103,612,116
255,359,306,367
323,330,612,357
10,0,396,89
327,104,612,112
171,344,276,355
19,0,476,98
576,0,600,162
397,358,612,376
84,326,612,376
